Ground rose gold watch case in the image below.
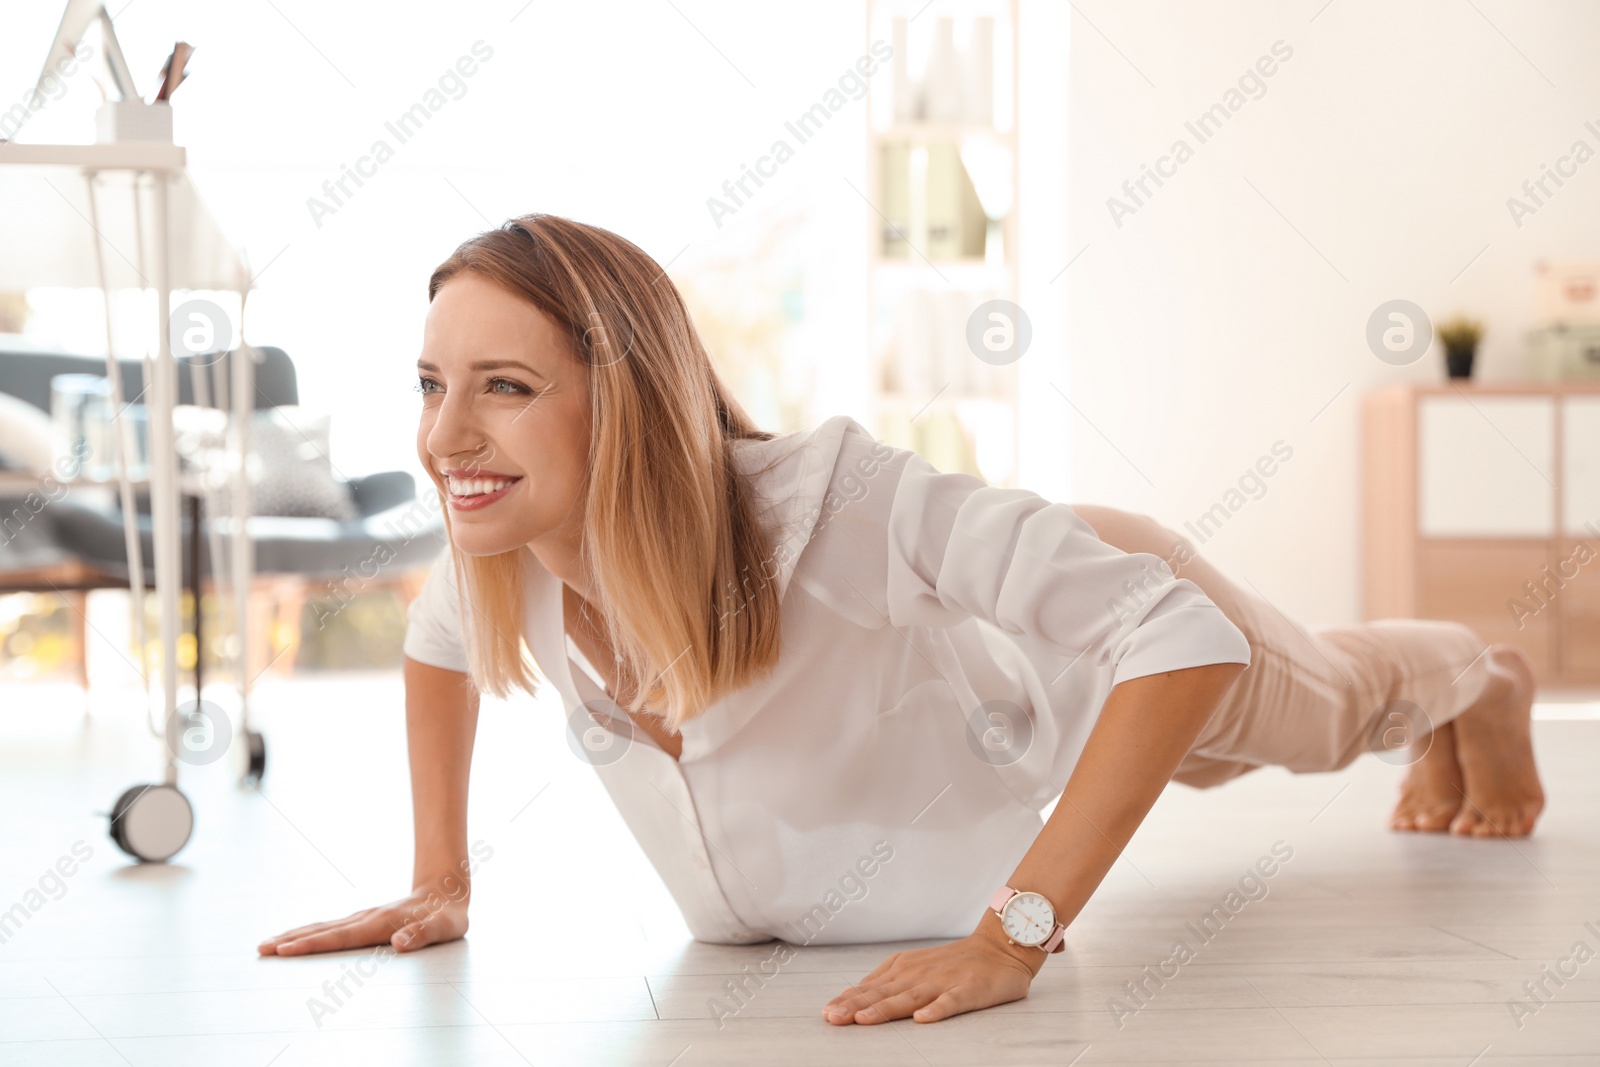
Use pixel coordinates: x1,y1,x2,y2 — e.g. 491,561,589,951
998,890,1056,947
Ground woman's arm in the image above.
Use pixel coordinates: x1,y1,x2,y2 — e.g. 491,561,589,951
257,655,481,956
823,659,1246,1024
982,660,1246,963
406,654,482,890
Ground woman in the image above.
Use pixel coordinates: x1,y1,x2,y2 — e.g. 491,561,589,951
257,214,1544,1026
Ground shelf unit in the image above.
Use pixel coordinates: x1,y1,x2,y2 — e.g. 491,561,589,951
865,0,1022,485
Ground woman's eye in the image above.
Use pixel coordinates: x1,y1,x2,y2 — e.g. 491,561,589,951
414,376,532,397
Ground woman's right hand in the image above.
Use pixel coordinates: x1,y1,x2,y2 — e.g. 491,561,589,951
256,875,470,957
261,658,483,958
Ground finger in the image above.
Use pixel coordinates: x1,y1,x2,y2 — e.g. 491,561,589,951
856,951,902,984
853,984,937,1025
273,916,390,956
823,983,873,1021
823,980,884,1023
913,988,969,1023
824,977,917,1023
257,909,375,952
824,974,866,1008
258,920,344,951
826,973,914,1007
391,918,436,951
824,954,905,1010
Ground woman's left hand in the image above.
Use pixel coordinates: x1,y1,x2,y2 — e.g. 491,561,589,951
821,918,1044,1025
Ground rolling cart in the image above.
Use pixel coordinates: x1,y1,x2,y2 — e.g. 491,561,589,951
1,4,261,861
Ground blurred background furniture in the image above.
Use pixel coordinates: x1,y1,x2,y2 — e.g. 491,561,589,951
0,0,451,858
1363,381,1600,686
0,343,446,687
0,134,256,746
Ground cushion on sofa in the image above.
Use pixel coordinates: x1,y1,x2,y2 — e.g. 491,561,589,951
174,405,358,521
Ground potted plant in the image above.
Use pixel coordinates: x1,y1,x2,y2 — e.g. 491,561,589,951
1438,315,1483,379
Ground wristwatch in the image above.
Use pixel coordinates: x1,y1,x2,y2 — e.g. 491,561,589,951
989,886,1067,953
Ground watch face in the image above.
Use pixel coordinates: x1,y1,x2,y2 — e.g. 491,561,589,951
1000,891,1056,946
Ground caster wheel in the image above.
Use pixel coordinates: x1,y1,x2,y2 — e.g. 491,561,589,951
239,729,267,787
108,784,193,862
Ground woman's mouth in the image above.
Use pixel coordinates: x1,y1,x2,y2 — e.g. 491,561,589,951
445,474,523,511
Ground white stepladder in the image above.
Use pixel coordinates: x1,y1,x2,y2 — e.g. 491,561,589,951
2,0,262,861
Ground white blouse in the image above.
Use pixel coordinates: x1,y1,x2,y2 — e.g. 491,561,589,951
402,414,1251,946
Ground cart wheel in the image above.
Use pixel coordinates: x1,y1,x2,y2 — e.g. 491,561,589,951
239,729,266,787
108,784,194,862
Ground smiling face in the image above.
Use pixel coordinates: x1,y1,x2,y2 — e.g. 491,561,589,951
417,271,592,560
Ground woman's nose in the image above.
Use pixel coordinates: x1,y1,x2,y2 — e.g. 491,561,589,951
426,391,487,465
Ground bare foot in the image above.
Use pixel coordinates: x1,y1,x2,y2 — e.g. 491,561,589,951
1447,645,1545,838
1390,721,1464,832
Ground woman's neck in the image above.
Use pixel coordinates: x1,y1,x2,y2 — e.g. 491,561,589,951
528,533,595,603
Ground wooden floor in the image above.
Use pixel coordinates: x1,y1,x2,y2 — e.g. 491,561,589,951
1,671,1597,1065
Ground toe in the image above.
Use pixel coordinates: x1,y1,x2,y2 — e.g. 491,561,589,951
1467,806,1517,837
1413,807,1456,832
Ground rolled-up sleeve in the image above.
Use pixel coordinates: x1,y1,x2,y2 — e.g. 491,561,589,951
401,543,471,673
879,446,1251,686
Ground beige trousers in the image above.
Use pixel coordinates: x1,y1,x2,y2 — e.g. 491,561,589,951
1072,505,1494,789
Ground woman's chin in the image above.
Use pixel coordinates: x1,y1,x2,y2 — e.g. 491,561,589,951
450,531,524,557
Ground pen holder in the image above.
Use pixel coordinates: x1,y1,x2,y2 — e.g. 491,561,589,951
95,100,173,143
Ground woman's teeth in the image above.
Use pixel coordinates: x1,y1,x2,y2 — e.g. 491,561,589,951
447,476,519,496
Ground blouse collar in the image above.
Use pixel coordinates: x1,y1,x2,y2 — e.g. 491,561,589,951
523,415,860,761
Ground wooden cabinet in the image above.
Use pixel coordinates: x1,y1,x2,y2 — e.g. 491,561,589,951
1417,396,1554,537
1415,542,1554,677
1564,396,1600,535
1363,383,1600,687
1558,539,1600,684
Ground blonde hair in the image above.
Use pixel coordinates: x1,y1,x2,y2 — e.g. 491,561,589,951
427,214,786,732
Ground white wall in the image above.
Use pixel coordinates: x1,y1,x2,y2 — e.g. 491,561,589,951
1015,0,1073,502
1064,0,1600,624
